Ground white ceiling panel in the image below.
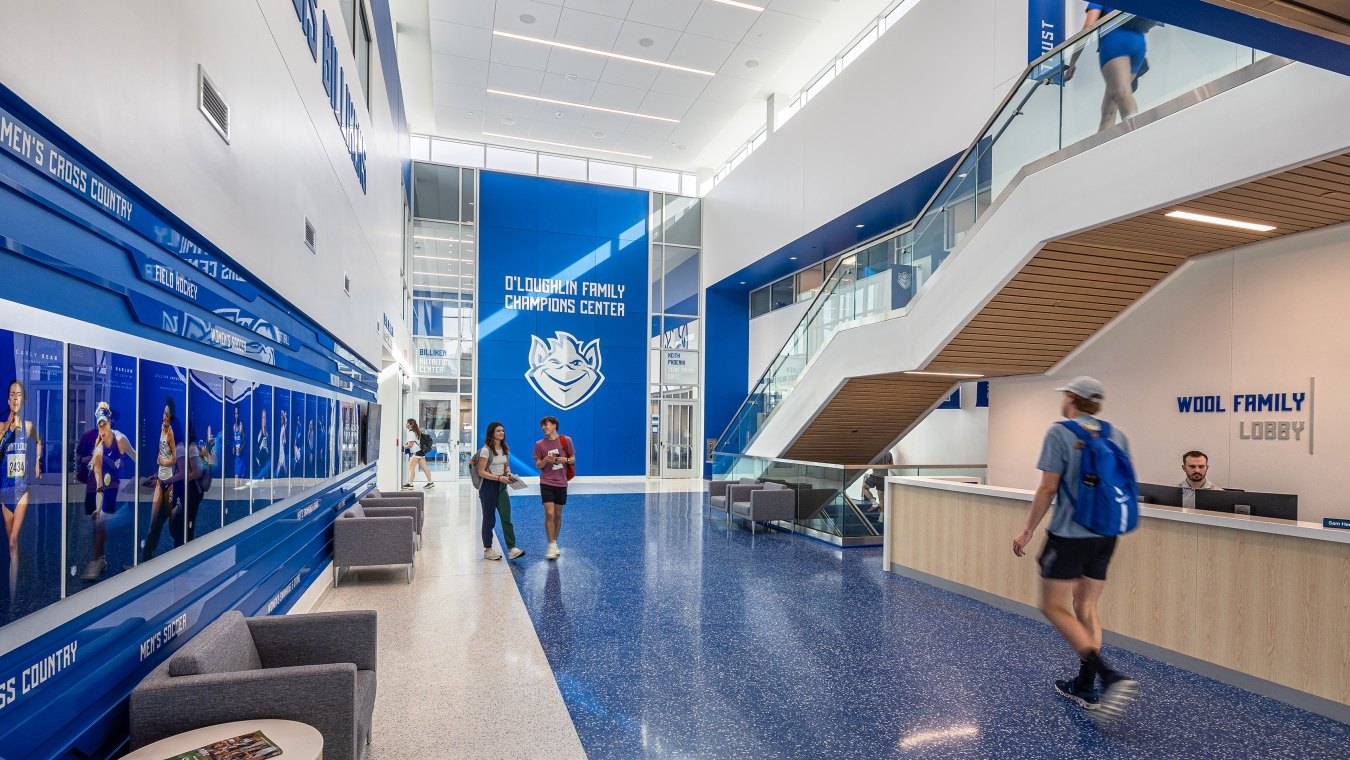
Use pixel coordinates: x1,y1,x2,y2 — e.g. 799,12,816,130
402,0,874,170
625,0,701,31
485,34,553,70
430,21,494,61
432,54,490,87
538,72,601,102
555,7,625,49
429,0,496,28
684,2,760,43
667,33,736,73
588,80,651,111
493,0,565,37
611,20,679,60
544,47,610,80
744,10,819,53
562,0,635,20
648,68,713,99
597,59,661,90
487,62,548,93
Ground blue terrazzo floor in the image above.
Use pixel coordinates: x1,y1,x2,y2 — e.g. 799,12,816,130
502,490,1349,759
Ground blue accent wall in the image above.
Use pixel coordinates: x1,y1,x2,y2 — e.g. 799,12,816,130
477,172,649,476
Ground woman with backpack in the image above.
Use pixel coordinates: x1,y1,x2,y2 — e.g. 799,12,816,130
402,418,435,491
475,421,523,560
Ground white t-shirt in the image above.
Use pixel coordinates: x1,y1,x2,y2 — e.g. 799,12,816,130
478,446,508,476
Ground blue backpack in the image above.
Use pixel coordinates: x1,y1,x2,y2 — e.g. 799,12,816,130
1059,420,1139,536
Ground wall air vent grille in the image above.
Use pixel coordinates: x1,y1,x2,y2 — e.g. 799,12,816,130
198,65,231,143
305,218,316,252
344,274,352,295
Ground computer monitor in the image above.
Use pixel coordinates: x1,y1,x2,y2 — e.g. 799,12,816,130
1136,482,1182,506
1194,489,1298,521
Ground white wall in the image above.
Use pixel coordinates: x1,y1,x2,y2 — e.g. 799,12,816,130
0,0,409,365
892,383,989,466
748,301,809,390
702,0,1031,286
987,222,1350,523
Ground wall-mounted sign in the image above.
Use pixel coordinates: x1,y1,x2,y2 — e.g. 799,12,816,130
662,350,698,386
414,337,458,378
1175,380,1315,453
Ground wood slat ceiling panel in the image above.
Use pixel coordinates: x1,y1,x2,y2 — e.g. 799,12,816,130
777,152,1350,466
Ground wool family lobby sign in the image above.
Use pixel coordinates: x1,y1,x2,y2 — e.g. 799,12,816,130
1175,383,1314,451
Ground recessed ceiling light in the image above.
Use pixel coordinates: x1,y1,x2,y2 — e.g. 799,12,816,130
482,131,654,159
638,37,654,47
1165,210,1276,232
486,88,679,123
493,30,716,76
519,13,536,24
710,0,765,10
739,281,747,285
500,116,515,125
855,224,865,228
902,370,986,378
745,60,760,69
555,110,565,118
789,256,797,260
593,130,606,139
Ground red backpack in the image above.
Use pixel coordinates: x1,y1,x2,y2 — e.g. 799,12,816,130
561,435,575,481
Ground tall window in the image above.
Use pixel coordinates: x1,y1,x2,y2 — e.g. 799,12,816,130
410,163,476,390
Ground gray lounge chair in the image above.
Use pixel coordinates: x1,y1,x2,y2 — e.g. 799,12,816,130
709,477,758,514
130,610,377,760
334,503,415,586
730,481,796,533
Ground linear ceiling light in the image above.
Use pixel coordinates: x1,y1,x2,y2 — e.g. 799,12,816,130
903,371,986,378
1165,210,1276,232
487,89,679,123
481,131,653,159
492,30,715,76
709,0,765,10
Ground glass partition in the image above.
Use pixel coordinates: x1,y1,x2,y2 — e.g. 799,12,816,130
715,12,1276,457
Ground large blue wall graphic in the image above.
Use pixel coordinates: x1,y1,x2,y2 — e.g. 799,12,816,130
477,172,648,477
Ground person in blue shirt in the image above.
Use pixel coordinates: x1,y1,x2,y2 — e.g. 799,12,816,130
1066,4,1153,131
1013,376,1139,719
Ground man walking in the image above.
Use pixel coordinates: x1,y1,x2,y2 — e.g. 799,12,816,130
1012,376,1140,719
533,416,574,560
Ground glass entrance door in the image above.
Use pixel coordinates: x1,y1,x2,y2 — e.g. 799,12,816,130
659,400,696,478
414,395,459,482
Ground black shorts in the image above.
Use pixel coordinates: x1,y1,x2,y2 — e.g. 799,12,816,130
1037,533,1118,581
539,483,568,506
864,475,884,489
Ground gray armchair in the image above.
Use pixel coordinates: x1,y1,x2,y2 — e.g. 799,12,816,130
730,481,796,533
709,477,758,514
334,503,415,586
131,610,377,760
369,487,424,508
360,495,424,550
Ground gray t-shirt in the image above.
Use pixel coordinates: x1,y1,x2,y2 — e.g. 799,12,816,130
477,446,508,476
1036,415,1131,539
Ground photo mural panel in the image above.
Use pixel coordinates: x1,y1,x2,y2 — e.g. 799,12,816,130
292,391,308,486
0,331,63,624
273,389,291,498
137,360,186,563
223,377,251,524
318,397,331,480
187,370,224,542
477,172,649,476
305,393,318,484
251,383,273,512
66,345,137,590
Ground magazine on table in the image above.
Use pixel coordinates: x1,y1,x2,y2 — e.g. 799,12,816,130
163,729,283,760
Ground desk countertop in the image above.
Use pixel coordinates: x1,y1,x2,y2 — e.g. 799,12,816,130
886,476,1350,545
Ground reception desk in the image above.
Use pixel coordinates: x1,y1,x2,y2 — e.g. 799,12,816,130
885,477,1350,712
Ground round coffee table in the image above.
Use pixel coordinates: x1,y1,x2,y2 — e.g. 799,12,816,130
122,719,322,760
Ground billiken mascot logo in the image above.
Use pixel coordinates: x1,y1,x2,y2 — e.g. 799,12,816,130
526,331,605,410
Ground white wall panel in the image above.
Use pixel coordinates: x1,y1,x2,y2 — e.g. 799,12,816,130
0,0,408,366
747,300,809,390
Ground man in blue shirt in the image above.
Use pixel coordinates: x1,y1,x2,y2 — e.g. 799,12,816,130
1013,376,1139,719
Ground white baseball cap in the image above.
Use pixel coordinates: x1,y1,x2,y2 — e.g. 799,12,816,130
1055,376,1105,402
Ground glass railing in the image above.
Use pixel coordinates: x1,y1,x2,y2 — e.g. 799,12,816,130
714,13,1278,460
711,453,988,542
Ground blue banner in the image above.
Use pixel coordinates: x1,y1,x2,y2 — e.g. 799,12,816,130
1029,0,1065,63
477,173,648,477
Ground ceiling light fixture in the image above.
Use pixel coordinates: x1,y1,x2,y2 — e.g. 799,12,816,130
414,235,462,242
481,131,653,159
903,371,986,378
1165,210,1276,232
855,224,865,228
487,88,679,123
710,0,766,11
492,30,715,76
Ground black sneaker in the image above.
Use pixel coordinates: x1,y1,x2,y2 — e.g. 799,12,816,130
424,482,435,490
401,483,413,490
1095,673,1139,721
1055,679,1099,710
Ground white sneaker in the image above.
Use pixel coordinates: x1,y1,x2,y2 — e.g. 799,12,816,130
80,557,107,580
545,543,559,560
483,547,503,560
508,547,525,559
